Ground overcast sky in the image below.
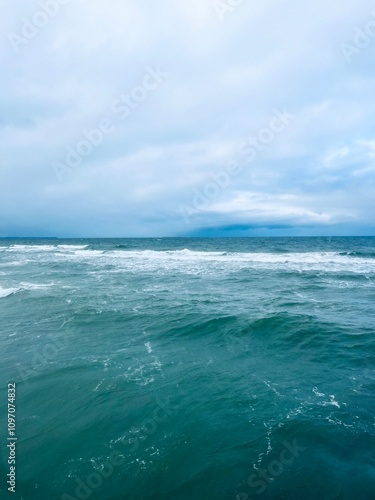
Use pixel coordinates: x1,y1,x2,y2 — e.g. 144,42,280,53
1,0,375,237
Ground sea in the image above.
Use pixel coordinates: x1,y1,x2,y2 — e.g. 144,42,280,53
0,237,375,500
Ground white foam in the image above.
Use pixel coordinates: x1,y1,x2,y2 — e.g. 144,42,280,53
5,244,88,253
57,245,89,250
322,395,341,409
0,286,19,298
73,250,103,257
0,260,28,267
0,282,55,297
101,249,375,275
2,247,375,275
19,282,55,290
313,387,325,397
7,245,57,252
55,250,104,259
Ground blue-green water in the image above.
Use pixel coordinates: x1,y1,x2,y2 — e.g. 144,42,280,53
1,237,375,500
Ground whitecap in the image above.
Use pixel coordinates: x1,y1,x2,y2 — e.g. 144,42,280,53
7,245,56,252
56,245,89,250
19,282,55,290
0,287,19,298
313,387,325,397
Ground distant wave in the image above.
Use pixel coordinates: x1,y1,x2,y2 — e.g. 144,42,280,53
1,245,375,274
339,251,375,258
56,244,89,250
4,244,89,252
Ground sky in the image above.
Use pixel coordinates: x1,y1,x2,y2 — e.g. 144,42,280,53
1,0,375,237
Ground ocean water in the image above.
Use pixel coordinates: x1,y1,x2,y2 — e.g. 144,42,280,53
0,237,375,500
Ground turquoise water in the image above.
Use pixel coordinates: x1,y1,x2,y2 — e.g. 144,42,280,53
0,237,375,499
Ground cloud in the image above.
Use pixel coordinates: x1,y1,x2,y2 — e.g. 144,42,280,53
1,0,375,236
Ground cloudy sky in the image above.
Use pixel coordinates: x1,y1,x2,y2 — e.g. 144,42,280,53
1,0,375,237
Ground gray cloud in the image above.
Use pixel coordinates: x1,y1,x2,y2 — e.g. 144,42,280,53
1,0,375,236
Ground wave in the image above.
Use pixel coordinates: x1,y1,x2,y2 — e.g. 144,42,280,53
0,286,19,298
6,244,57,252
339,251,375,258
106,249,375,274
0,282,55,298
19,282,55,290
2,246,375,274
4,244,89,252
162,315,239,340
56,244,89,250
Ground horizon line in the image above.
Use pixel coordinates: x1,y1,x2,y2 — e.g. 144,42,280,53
1,235,375,240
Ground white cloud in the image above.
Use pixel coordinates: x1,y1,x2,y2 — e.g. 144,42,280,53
1,0,375,236
323,147,351,167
